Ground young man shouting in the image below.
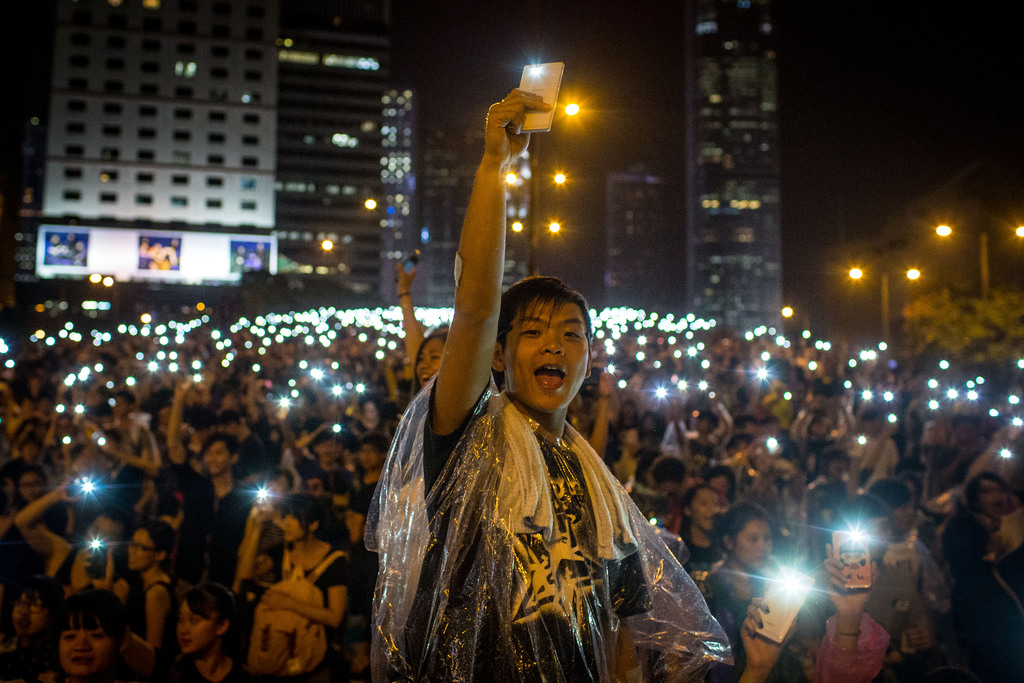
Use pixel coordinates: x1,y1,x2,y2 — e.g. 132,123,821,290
369,89,728,682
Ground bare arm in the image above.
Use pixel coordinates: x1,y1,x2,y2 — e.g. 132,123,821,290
166,381,188,465
14,487,73,575
432,90,549,436
396,262,426,364
261,582,347,629
588,372,614,458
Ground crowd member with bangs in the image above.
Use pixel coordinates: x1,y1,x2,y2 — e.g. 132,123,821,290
168,583,250,683
679,484,723,595
57,588,155,683
0,575,64,682
394,258,449,398
126,519,178,657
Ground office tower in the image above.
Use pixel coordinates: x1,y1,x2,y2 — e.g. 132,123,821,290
379,87,417,303
684,0,782,331
39,0,280,286
605,167,671,309
274,0,390,297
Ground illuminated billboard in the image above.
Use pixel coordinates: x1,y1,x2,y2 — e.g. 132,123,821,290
36,225,277,284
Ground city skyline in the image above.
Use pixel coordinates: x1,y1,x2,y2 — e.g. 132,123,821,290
3,2,1024,330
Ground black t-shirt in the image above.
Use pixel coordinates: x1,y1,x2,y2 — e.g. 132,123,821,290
170,463,250,586
165,656,253,683
409,390,650,681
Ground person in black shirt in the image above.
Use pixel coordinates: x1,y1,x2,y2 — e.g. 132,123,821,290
368,89,729,682
168,431,250,587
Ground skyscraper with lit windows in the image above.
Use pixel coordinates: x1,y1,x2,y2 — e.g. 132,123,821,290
684,0,781,331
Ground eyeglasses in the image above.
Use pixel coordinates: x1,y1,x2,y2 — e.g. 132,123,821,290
14,598,48,614
128,542,157,552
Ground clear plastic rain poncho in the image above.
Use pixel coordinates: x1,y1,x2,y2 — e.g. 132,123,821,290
367,379,731,682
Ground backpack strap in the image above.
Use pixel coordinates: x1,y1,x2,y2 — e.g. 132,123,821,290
306,550,344,583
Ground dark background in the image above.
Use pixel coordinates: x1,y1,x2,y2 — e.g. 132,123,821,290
3,1,1023,327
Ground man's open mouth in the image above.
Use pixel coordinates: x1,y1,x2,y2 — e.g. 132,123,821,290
534,365,566,389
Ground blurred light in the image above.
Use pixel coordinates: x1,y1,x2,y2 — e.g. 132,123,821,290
511,221,524,232
89,273,102,284
807,360,818,371
939,360,949,370
888,414,898,423
565,103,580,116
928,378,938,389
849,267,863,279
936,225,952,237
654,386,668,400
862,390,873,401
781,306,793,318
554,173,566,184
548,222,560,233
102,276,114,287
929,400,940,410
906,268,921,280
883,391,894,402
967,390,979,401
364,198,377,210
947,389,958,399
857,435,867,445
505,173,517,184
321,239,333,251
1017,226,1024,238
1001,448,1013,459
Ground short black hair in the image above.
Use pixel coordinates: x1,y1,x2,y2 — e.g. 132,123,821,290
201,432,239,456
281,493,326,532
868,479,912,510
716,502,771,543
649,455,687,485
183,583,240,656
496,276,592,348
58,589,127,639
360,432,391,456
19,575,65,615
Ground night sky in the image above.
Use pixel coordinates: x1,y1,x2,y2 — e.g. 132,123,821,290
4,1,1023,325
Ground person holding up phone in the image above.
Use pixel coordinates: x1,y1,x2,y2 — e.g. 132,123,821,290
368,87,729,682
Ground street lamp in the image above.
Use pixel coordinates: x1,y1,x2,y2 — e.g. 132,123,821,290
848,266,921,343
781,306,794,318
933,224,1024,298
548,222,561,233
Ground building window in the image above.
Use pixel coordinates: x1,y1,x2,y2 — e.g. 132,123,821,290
136,194,153,205
106,35,126,49
242,113,259,124
71,10,93,25
69,77,88,90
244,70,262,81
212,25,230,38
142,17,162,31
172,174,189,185
102,125,121,137
137,172,154,183
99,170,118,182
173,130,191,141
103,102,122,115
138,105,157,117
210,89,228,102
66,122,86,134
246,5,265,18
211,67,229,79
64,168,83,179
242,135,259,145
207,176,224,187
207,154,225,165
177,42,195,54
206,199,223,209
174,86,194,98
142,39,161,52
178,20,198,34
107,14,127,29
70,33,91,46
141,61,160,74
138,128,156,138
174,61,197,77
208,132,225,144
211,45,230,58
172,151,190,164
68,100,87,112
209,111,227,122
103,81,124,93
241,156,258,168
138,149,155,161
140,83,159,95
173,108,193,120
245,27,263,40
104,57,125,70
64,190,82,201
240,177,257,190
99,192,117,203
245,48,263,60
69,54,90,68
241,200,257,211
170,196,188,207
213,2,231,15
100,147,120,161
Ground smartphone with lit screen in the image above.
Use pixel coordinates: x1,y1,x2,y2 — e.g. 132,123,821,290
833,530,872,589
519,62,564,132
757,569,814,643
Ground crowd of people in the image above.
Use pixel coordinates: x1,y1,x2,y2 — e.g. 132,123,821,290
3,102,1024,683
2,280,1021,681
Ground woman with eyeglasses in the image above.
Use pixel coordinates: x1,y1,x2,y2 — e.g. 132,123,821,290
126,520,178,659
0,575,64,682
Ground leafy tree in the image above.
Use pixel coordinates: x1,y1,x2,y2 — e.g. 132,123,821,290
903,288,1024,365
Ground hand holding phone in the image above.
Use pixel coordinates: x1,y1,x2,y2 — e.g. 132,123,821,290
518,62,564,132
756,569,814,643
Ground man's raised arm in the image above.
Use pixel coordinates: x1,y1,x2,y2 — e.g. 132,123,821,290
431,90,549,436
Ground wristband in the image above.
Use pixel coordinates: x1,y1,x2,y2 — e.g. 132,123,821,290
398,291,411,298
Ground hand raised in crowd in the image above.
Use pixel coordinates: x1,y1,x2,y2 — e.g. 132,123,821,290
482,88,550,166
738,598,796,683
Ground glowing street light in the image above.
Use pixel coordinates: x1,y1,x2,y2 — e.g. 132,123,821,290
363,198,377,210
321,239,334,251
554,173,566,184
936,225,952,237
89,273,102,284
548,222,561,233
849,267,863,280
781,306,794,318
511,221,524,233
565,103,580,116
1017,226,1024,238
906,268,921,280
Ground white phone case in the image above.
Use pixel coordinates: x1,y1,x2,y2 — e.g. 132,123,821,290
519,62,564,132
